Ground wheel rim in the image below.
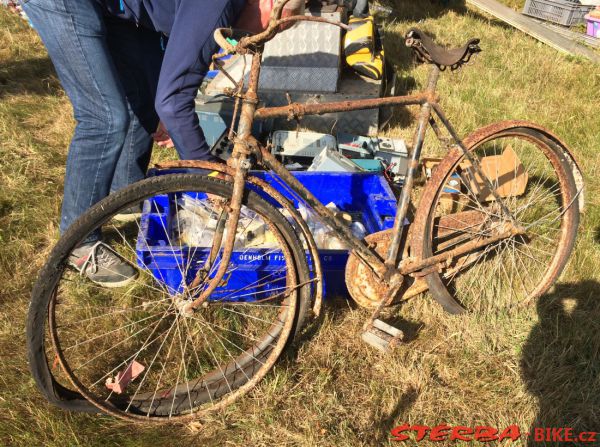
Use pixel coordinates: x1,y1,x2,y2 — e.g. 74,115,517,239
423,130,578,312
45,176,304,422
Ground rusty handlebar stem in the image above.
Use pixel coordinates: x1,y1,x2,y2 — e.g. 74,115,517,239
213,0,295,56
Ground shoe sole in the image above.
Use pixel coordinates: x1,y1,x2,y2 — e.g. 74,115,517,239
90,272,139,289
111,213,142,223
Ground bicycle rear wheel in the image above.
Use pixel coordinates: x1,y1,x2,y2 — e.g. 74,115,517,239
414,124,580,313
28,173,311,422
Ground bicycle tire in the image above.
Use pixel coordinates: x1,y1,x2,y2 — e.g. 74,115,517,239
28,173,312,422
413,123,580,313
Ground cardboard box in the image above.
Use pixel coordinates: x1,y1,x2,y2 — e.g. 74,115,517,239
421,147,528,202
461,146,528,202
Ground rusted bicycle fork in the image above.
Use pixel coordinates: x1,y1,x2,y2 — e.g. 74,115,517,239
182,52,264,313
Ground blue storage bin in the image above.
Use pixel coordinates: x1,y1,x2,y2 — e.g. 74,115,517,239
136,170,397,299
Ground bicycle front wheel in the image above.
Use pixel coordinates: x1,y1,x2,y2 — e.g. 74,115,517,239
414,124,580,313
28,173,311,422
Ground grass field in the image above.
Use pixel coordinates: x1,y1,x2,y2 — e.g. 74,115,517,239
1,1,599,446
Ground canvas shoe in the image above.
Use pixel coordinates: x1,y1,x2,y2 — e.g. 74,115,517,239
68,241,138,288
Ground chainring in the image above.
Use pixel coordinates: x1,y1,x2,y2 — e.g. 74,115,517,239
345,229,407,308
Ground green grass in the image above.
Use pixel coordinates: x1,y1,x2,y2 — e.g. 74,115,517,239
1,1,599,446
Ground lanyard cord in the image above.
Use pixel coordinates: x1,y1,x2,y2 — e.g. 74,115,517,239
118,0,140,24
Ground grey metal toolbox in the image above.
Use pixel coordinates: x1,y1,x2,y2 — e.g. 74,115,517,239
259,11,343,93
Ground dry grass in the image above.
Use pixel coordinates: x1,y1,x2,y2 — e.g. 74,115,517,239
1,1,599,446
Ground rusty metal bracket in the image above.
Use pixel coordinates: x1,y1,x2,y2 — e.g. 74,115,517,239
403,228,521,276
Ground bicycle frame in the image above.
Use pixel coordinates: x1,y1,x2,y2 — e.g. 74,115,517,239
27,1,587,418
252,63,520,272
255,64,442,273
181,8,523,312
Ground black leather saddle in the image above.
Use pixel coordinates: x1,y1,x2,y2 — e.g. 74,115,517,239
405,28,481,70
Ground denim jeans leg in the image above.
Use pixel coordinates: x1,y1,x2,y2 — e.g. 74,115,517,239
106,18,163,193
22,0,130,240
108,108,153,194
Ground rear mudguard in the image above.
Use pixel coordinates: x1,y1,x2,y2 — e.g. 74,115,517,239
410,120,584,314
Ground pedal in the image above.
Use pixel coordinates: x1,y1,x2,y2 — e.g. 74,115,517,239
361,319,404,353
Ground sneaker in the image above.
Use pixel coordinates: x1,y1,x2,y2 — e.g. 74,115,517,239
68,242,138,288
112,204,142,223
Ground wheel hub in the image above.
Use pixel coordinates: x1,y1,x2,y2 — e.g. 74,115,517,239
174,295,197,316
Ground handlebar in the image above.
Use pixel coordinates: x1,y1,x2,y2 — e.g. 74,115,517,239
213,27,237,54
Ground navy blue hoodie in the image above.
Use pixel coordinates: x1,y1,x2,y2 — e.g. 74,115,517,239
98,0,246,160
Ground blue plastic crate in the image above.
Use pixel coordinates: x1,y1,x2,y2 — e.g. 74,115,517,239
136,170,397,299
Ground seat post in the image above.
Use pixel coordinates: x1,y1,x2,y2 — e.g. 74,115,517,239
426,65,441,95
385,66,439,268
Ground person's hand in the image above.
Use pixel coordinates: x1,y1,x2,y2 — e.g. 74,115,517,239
152,121,175,148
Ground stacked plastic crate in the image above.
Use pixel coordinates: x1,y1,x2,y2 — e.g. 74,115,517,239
523,0,593,26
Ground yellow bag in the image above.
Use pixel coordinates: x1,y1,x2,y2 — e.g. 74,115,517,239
344,16,375,56
345,50,384,80
344,15,385,80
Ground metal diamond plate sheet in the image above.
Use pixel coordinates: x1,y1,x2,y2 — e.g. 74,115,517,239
261,71,382,136
260,12,342,92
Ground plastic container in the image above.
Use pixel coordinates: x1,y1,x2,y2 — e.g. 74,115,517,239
195,95,266,149
307,148,363,172
352,159,383,172
586,14,600,37
136,169,398,298
272,130,337,158
523,0,593,26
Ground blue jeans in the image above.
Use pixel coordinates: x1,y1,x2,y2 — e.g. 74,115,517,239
21,0,163,238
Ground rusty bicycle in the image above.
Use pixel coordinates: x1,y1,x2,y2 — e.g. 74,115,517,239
27,0,583,423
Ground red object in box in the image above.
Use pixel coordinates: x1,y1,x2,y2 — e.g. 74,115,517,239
585,14,600,38
235,0,305,33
